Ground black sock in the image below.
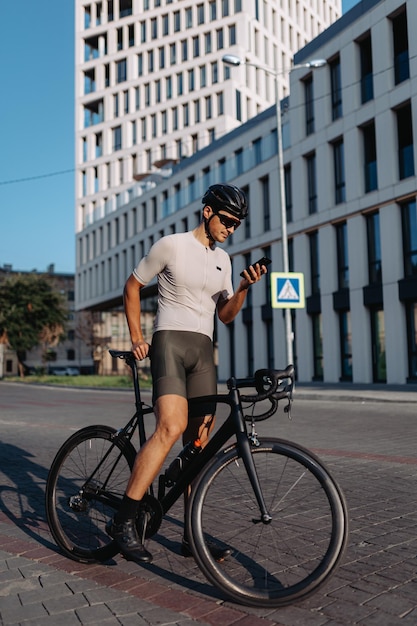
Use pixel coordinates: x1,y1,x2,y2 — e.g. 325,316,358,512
114,494,140,524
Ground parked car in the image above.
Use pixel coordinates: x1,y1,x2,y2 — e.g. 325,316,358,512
50,367,80,376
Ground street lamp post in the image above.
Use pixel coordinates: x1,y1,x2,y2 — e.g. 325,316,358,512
222,54,326,367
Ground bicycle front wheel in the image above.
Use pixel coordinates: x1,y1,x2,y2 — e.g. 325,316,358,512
188,438,348,608
45,425,136,563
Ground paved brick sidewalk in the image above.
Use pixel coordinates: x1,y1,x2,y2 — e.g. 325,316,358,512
0,515,277,626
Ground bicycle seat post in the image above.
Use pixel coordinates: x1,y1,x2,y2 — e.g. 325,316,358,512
125,353,142,412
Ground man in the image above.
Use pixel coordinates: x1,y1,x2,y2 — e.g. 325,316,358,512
107,184,268,563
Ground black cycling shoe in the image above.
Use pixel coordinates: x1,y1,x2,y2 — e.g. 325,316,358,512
106,518,153,563
181,538,232,562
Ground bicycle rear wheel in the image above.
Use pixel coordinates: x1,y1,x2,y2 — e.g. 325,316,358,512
188,438,348,608
45,425,136,563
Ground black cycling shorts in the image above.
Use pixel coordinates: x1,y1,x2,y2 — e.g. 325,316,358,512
150,330,217,417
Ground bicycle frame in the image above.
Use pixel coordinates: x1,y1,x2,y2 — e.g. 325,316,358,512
112,351,280,523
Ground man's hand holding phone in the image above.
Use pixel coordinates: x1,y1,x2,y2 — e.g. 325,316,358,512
240,256,272,278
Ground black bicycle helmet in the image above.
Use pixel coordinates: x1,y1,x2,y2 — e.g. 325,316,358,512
202,184,248,219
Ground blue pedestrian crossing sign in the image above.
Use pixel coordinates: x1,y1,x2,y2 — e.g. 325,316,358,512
271,272,305,309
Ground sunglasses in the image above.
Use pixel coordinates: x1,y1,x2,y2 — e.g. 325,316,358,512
217,213,241,230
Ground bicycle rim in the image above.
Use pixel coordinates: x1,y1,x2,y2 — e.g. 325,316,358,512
189,439,348,607
45,425,136,563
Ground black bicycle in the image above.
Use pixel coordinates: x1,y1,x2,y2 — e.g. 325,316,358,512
45,350,348,608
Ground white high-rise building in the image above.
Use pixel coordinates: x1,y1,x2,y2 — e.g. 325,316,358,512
75,0,341,234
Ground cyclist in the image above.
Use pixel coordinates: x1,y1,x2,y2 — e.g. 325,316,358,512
107,183,269,563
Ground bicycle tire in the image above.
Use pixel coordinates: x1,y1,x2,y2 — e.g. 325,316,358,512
188,438,348,608
45,425,136,563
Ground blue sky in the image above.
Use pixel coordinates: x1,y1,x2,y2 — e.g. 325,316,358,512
0,0,359,275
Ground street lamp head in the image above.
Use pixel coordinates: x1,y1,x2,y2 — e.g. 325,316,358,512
306,59,327,68
222,54,242,67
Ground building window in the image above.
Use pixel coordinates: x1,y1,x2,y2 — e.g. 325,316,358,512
197,3,204,24
210,0,217,20
159,46,165,69
84,68,96,94
95,132,102,158
119,0,132,18
312,314,323,380
117,27,123,51
200,65,207,87
181,39,188,62
333,139,346,204
174,10,180,32
330,56,342,120
284,165,292,223
216,28,224,50
67,349,76,361
396,102,414,180
401,199,417,277
113,126,122,151
391,8,409,85
335,222,349,289
229,24,236,45
137,53,143,76
166,76,172,99
362,121,378,193
186,7,192,28
236,90,242,122
306,153,317,214
177,72,183,96
128,23,134,46
188,68,195,91
148,50,154,73
339,311,352,381
304,75,314,135
205,95,212,119
155,80,161,103
162,14,169,35
359,33,373,103
151,17,157,39
140,20,146,43
183,103,189,126
84,5,91,29
309,231,320,294
116,58,127,83
84,99,104,127
193,35,200,57
235,148,243,175
170,42,176,65
405,303,417,380
211,61,218,84
366,211,382,284
107,0,114,21
113,93,119,117
217,92,224,115
261,176,270,231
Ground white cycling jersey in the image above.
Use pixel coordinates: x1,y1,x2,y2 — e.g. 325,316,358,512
133,231,233,339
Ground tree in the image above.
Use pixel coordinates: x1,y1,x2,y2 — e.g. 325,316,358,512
0,275,67,376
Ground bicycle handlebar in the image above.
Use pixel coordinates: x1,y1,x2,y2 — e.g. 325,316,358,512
234,364,295,422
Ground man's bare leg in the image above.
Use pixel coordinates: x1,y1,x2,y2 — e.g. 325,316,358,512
107,394,188,563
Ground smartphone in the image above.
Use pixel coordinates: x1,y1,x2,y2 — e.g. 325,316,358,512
240,256,272,277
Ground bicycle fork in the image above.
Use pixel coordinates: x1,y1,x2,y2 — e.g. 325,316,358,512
231,390,272,525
